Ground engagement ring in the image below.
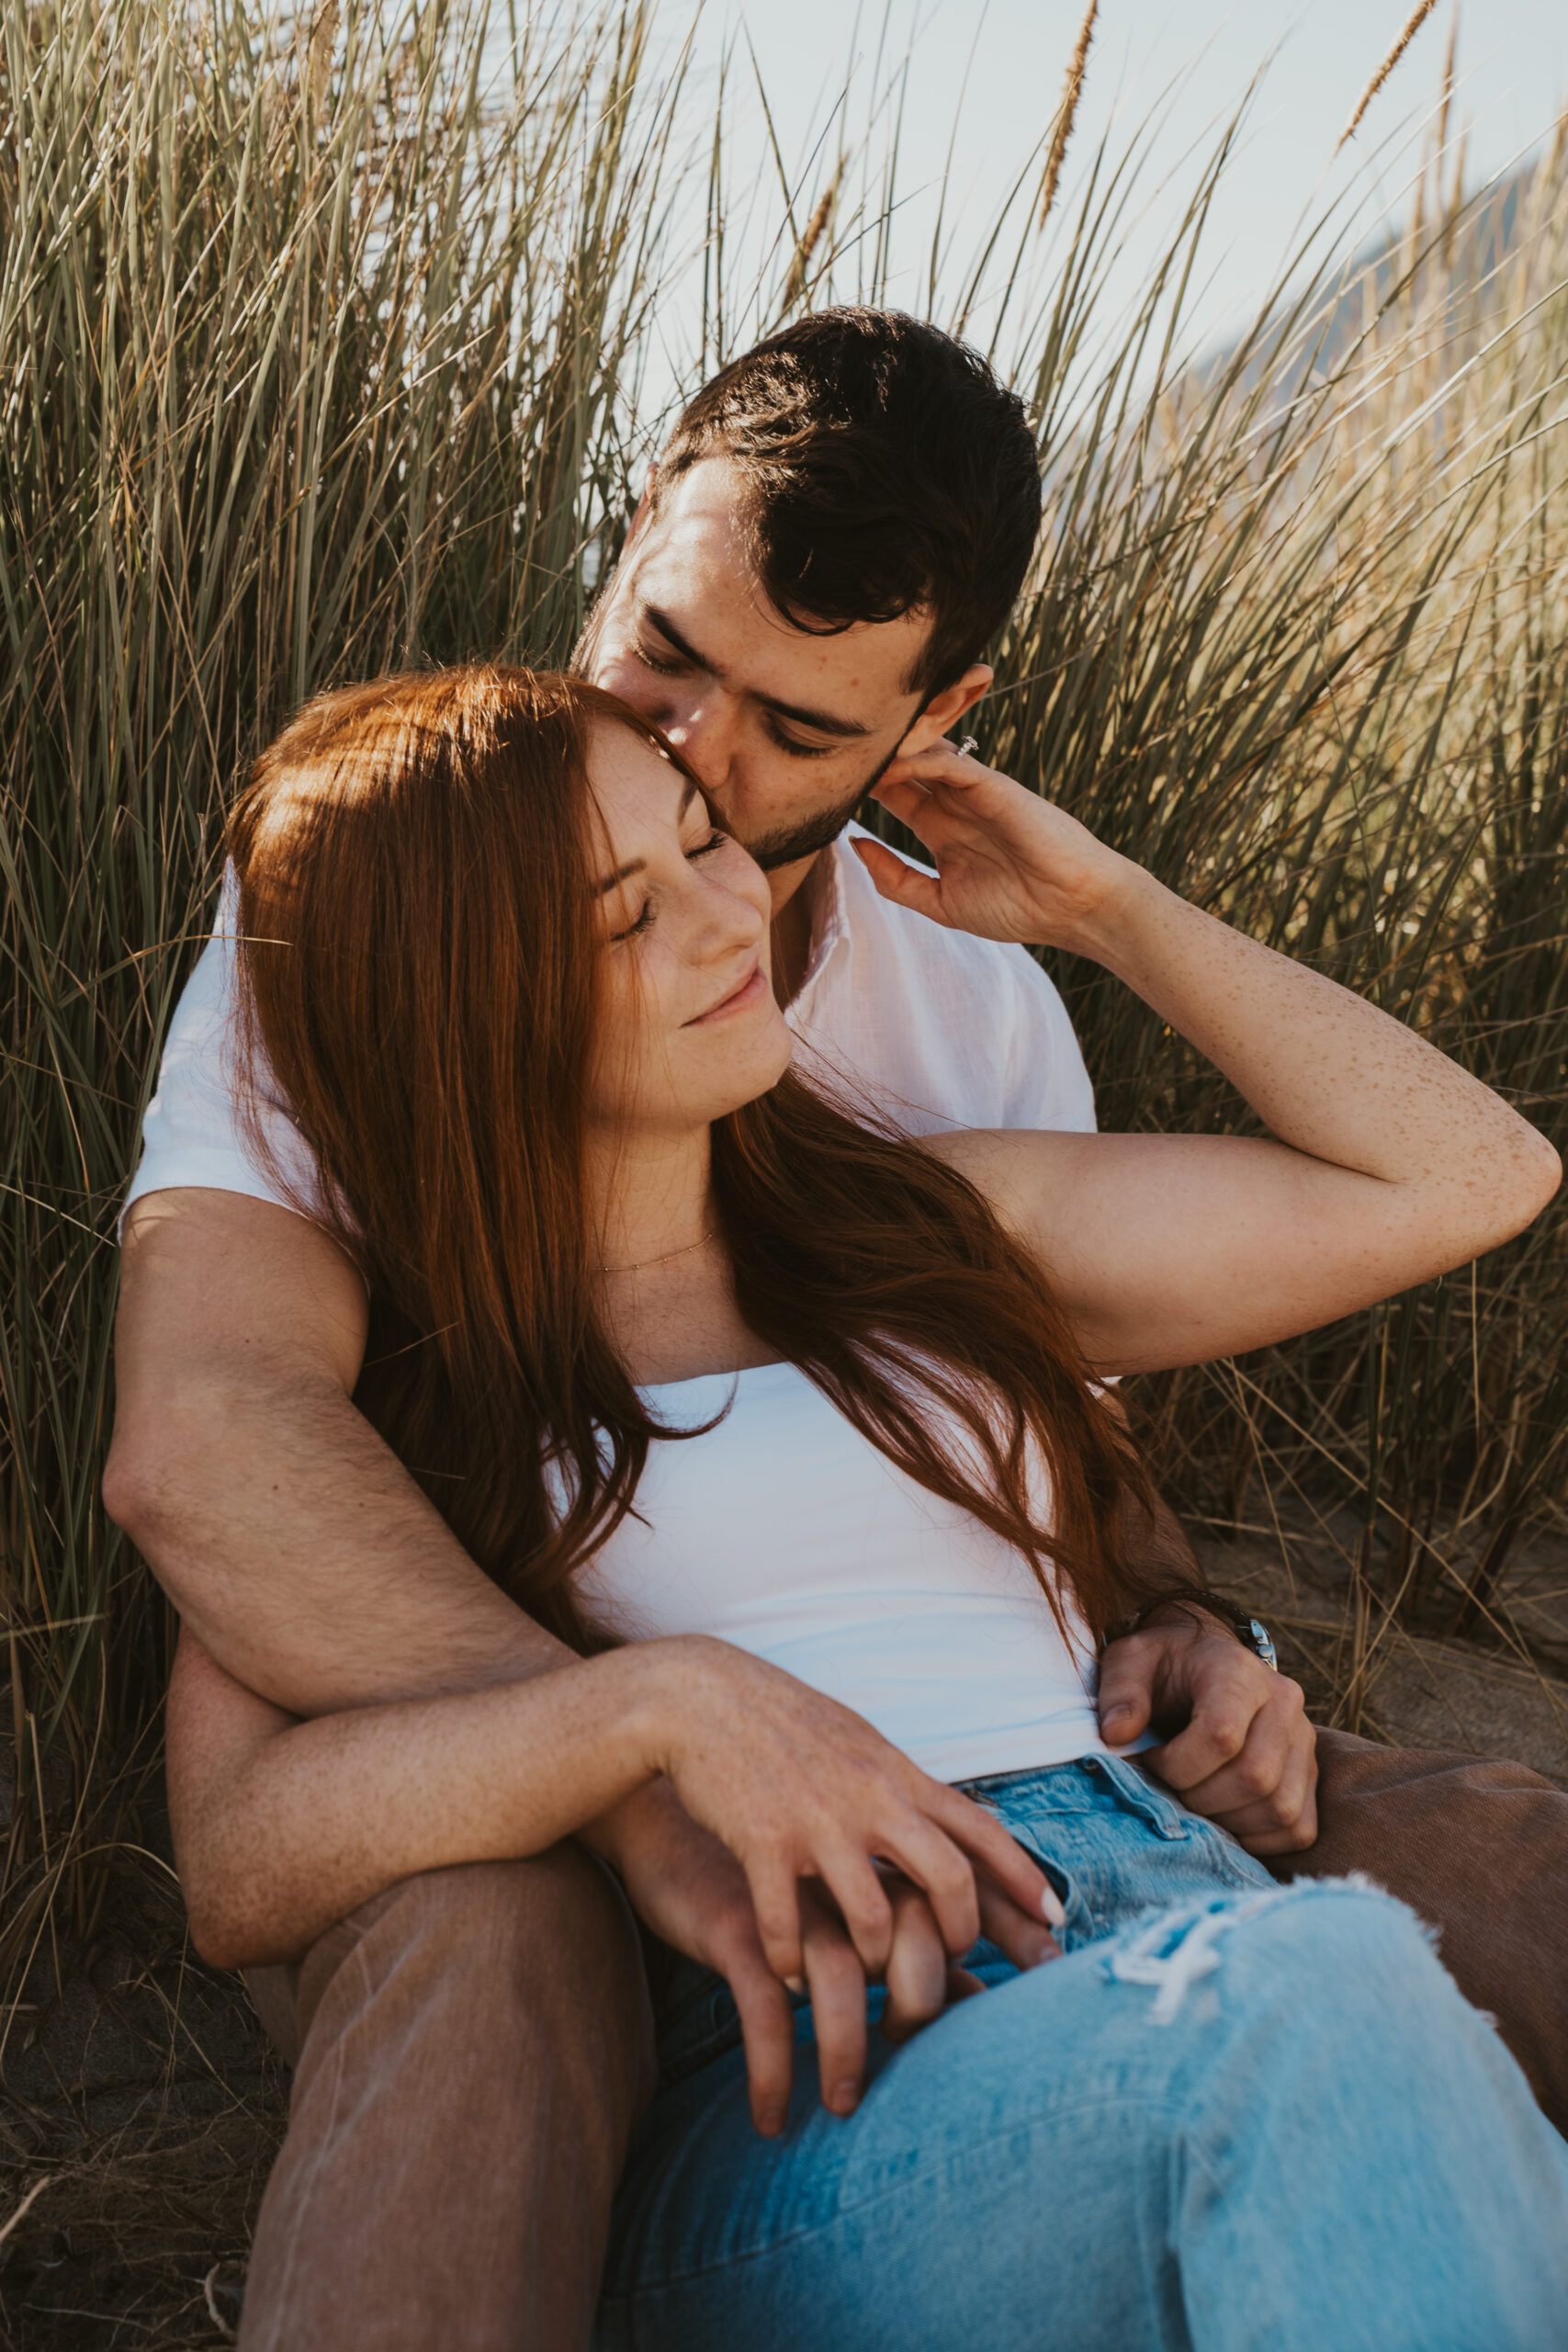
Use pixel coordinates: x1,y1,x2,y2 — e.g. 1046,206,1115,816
957,734,979,757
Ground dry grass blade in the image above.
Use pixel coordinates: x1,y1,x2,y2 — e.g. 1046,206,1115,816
784,162,841,310
1434,7,1456,164
0,2172,55,2247
1037,0,1098,232
204,2257,241,2337
1339,0,1439,148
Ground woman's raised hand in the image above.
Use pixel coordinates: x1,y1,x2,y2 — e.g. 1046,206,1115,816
852,738,1129,952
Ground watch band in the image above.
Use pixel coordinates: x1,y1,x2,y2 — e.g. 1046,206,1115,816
1233,1616,1279,1671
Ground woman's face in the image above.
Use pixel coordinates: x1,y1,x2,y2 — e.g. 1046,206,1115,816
586,720,793,1136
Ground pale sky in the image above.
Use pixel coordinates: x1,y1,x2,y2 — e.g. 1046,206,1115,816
644,1,1568,382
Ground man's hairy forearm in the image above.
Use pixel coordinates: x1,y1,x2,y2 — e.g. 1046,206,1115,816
107,1191,572,1717
118,1369,570,1714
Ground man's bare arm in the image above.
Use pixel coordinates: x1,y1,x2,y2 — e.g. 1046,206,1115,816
106,1189,571,1712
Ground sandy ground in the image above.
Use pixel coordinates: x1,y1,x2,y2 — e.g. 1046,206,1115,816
1193,1517,1568,1789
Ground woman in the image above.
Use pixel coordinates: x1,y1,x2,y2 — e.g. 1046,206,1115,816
168,665,1568,2348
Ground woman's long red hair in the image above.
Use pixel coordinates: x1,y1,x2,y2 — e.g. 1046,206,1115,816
228,664,1159,1654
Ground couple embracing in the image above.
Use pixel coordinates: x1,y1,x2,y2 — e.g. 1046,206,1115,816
109,310,1568,2348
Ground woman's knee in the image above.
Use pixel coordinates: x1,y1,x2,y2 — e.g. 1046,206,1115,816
1202,1877,1489,2085
1238,1877,1445,1995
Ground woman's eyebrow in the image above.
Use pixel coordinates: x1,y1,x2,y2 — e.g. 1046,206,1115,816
593,775,703,895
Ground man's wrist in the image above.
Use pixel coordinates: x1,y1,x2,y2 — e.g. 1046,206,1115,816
579,1771,675,1873
1120,1586,1227,1643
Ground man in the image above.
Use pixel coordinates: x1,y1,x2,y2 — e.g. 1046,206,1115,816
107,309,1568,2350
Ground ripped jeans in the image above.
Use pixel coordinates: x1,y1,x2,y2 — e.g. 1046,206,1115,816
595,1757,1568,2352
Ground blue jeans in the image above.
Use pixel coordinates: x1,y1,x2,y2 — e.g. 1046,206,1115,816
595,1757,1568,2350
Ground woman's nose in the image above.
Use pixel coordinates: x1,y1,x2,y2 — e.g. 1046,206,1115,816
685,858,765,966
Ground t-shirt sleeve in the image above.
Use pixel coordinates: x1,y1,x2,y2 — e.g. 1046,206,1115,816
120,873,329,1230
996,944,1098,1134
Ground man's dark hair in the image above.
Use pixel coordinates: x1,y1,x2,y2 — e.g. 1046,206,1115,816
655,308,1042,695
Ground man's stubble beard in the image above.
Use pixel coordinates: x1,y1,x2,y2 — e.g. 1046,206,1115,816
574,578,917,874
742,741,904,873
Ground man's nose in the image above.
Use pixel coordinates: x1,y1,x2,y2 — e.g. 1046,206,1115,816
656,691,736,789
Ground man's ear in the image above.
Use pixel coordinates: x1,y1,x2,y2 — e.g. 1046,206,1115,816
896,663,993,756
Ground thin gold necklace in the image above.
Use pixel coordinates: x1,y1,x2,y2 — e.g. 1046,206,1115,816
599,1227,716,1278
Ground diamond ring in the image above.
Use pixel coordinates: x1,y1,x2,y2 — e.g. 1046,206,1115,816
956,735,979,758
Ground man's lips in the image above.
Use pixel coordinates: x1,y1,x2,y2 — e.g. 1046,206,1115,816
684,961,767,1025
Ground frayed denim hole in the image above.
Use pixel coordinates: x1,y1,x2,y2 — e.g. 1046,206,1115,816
1103,1886,1297,2023
1100,1873,1432,2028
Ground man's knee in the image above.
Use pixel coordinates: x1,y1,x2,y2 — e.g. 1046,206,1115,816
360,1847,639,1983
243,1851,657,2351
266,1847,655,2092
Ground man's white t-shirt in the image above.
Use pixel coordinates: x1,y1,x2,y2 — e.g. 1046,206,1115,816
122,822,1095,1221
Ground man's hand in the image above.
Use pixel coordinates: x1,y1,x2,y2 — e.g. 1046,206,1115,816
1098,1614,1318,1857
588,1775,1059,2138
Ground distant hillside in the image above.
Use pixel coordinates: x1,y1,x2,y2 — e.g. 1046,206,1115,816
1198,160,1547,401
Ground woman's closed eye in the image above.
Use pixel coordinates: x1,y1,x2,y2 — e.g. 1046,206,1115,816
609,899,655,944
607,831,729,943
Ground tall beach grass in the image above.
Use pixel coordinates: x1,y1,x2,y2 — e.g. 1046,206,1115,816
3,0,1566,1976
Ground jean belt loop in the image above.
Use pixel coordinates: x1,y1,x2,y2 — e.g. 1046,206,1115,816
1100,1753,1190,1839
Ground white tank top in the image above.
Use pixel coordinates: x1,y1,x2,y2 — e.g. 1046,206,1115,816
576,1359,1127,1785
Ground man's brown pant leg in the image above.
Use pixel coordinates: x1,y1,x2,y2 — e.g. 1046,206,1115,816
1275,1729,1568,2135
238,1846,657,2352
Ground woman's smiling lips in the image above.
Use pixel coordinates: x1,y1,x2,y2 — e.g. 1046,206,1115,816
685,960,768,1025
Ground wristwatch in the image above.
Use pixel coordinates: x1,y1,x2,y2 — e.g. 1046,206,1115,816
1233,1616,1279,1671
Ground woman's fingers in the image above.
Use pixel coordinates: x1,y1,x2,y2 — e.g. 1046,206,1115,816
850,1783,1057,1959
850,834,949,925
859,1806,982,1957
746,1852,810,1985
869,769,989,854
812,1839,897,1976
878,741,992,797
975,1866,1063,1972
931,1787,1062,1928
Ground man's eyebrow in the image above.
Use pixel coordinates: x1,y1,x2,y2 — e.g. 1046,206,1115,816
592,771,703,896
642,603,873,741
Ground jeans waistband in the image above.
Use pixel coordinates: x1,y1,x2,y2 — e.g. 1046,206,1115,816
958,1753,1194,1840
